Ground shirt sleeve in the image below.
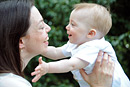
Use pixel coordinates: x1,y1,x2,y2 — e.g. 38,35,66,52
72,46,99,74
75,46,99,65
61,41,76,57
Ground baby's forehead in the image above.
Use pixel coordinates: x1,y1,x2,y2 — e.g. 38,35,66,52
70,8,93,20
70,8,95,26
72,7,93,15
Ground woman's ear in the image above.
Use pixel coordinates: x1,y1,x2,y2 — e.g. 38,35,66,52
19,38,25,49
87,29,96,38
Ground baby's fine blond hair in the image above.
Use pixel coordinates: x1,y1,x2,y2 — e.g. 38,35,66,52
74,3,112,36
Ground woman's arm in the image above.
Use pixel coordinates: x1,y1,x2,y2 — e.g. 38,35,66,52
80,51,115,87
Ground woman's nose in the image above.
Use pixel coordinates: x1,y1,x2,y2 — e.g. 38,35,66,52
45,24,51,32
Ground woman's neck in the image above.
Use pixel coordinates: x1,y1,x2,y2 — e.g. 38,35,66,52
20,50,35,71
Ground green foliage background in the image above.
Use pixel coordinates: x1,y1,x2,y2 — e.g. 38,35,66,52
24,0,130,87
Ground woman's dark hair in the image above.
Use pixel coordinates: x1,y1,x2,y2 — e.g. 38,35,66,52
0,0,32,77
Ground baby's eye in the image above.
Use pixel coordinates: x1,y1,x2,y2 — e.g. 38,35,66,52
71,22,75,26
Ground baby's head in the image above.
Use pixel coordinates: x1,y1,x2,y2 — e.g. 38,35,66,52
71,3,112,38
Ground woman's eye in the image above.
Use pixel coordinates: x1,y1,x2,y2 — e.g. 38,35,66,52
40,27,44,29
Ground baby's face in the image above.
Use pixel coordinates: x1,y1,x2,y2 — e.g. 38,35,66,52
66,9,90,45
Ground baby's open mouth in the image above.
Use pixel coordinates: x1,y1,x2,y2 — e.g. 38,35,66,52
69,34,72,36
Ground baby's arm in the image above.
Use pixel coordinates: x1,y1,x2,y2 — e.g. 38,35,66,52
42,46,66,60
31,57,89,82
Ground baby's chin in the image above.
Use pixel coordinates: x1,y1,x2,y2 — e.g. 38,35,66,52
69,40,76,44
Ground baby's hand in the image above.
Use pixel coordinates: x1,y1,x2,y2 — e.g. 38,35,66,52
31,57,49,82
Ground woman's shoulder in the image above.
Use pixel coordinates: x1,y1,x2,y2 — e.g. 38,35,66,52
0,73,32,87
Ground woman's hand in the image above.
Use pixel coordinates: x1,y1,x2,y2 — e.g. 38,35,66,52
80,51,115,87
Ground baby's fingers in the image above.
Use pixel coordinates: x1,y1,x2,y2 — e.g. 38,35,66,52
39,57,43,64
31,70,40,76
32,74,41,82
35,65,41,71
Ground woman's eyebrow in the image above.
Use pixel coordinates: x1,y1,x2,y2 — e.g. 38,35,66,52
38,20,43,24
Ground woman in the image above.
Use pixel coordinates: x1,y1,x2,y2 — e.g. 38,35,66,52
0,0,114,87
0,0,50,86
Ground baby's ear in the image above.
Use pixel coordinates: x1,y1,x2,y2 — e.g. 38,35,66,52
87,29,96,38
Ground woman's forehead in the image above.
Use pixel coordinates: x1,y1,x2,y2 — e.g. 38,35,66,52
30,6,43,23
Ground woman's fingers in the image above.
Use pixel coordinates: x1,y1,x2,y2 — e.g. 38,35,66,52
79,69,89,82
108,55,115,76
95,50,103,69
101,52,108,67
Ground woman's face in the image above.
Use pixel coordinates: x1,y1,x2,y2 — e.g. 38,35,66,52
22,6,51,55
